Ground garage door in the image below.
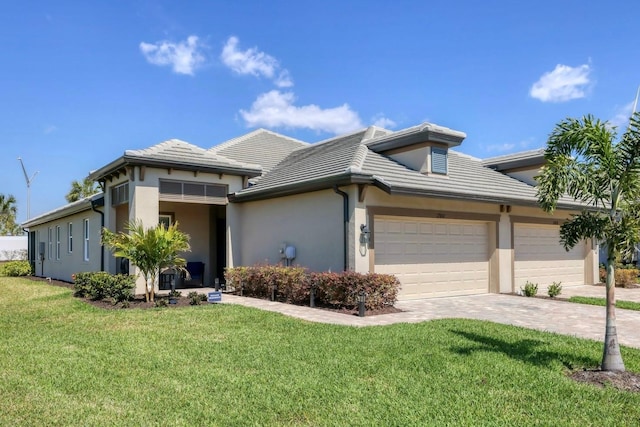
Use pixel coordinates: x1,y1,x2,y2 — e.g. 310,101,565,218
514,223,585,288
374,216,490,299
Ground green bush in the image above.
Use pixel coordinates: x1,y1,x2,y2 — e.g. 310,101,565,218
225,265,400,310
1,260,32,277
547,281,562,298
521,281,538,297
188,291,202,305
73,272,135,304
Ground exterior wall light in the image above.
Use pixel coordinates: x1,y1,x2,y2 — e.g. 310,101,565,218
360,224,371,244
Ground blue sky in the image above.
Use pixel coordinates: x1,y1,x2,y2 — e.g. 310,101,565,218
2,0,639,223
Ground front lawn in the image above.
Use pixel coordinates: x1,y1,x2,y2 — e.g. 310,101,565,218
2,277,640,425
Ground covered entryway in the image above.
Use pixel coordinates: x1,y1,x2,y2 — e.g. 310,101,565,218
513,223,585,288
374,215,490,300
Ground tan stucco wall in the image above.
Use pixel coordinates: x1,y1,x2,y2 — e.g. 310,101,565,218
102,166,243,294
360,187,598,294
235,189,344,271
29,209,102,282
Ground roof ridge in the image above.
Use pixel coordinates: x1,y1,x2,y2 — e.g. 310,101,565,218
345,144,369,173
209,128,308,152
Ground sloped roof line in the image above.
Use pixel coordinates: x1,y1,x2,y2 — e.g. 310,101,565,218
208,128,309,152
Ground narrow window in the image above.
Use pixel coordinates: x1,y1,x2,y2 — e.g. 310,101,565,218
431,147,448,174
56,226,61,260
68,222,73,253
48,227,52,260
83,219,90,261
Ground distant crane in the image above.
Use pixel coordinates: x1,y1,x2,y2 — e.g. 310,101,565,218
17,157,38,220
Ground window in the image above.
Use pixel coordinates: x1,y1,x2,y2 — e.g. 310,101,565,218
83,219,90,261
56,226,61,260
159,213,174,229
48,227,52,260
431,147,448,175
68,222,73,253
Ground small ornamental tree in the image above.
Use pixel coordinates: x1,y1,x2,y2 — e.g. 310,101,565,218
537,112,640,372
102,220,190,302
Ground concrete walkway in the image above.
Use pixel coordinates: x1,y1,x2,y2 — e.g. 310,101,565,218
204,285,640,349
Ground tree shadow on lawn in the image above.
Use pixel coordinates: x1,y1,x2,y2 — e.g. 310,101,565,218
448,329,598,370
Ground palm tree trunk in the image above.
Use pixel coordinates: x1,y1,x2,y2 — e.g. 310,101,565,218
602,258,625,371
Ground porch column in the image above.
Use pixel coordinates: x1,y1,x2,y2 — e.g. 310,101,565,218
498,213,513,293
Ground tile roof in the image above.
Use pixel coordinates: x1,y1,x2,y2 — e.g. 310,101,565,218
233,124,582,209
208,129,308,178
126,139,261,171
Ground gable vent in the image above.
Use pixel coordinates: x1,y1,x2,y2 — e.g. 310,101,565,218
160,180,228,205
431,148,448,174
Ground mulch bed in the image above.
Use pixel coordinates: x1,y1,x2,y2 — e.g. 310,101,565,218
570,369,640,393
27,276,401,315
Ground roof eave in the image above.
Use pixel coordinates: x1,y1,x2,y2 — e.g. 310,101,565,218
367,123,466,153
230,173,376,202
22,194,105,228
89,155,262,182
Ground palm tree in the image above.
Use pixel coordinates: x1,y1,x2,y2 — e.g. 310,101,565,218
537,112,640,372
0,193,20,235
66,177,99,203
102,220,191,302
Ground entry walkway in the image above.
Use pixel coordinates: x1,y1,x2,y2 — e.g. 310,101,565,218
205,285,640,349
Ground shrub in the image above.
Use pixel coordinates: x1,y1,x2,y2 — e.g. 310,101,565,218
188,291,202,305
521,281,538,297
547,281,562,298
226,265,400,311
1,260,32,277
598,267,639,287
73,272,135,304
155,298,168,307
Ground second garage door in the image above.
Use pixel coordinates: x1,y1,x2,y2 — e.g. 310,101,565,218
514,223,585,288
374,216,490,299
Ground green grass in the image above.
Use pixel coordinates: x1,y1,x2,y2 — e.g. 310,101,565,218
2,277,640,426
568,296,640,311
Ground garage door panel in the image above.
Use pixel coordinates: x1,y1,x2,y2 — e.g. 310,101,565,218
514,224,585,287
375,216,490,299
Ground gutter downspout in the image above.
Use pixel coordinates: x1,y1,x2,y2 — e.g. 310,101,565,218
90,200,105,272
333,186,349,271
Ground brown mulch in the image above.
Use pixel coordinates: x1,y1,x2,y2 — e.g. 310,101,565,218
27,276,401,315
570,369,640,393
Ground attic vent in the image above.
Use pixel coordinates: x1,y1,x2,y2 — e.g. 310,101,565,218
160,180,228,205
431,148,448,174
111,182,129,206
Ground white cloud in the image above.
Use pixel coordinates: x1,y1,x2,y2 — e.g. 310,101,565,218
485,143,516,153
371,115,396,129
609,101,635,130
485,137,533,153
139,35,205,75
240,90,363,134
43,125,57,134
529,64,592,102
221,36,293,87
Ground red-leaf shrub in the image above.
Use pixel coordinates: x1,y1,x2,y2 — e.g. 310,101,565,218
225,265,400,310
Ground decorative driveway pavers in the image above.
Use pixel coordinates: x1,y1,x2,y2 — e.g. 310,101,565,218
219,288,640,349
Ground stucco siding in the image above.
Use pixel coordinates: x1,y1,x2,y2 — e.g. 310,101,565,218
237,189,344,271
29,210,102,282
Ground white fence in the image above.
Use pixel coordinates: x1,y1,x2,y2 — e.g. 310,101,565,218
0,236,28,261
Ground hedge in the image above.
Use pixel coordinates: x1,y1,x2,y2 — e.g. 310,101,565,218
598,267,639,288
225,265,400,310
0,260,32,277
73,272,136,304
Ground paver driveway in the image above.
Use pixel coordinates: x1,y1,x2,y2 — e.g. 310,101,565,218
219,286,640,349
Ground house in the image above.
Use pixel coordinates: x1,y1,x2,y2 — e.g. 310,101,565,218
0,235,28,262
22,123,598,300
